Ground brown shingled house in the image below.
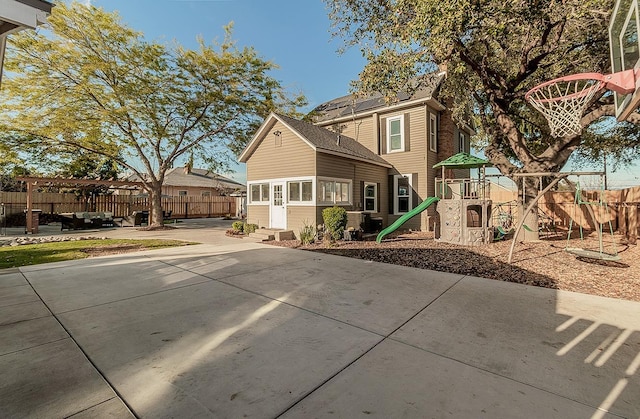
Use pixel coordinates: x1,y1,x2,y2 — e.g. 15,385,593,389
239,73,474,236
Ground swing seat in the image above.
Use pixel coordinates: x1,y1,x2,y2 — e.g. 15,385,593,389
565,247,621,261
496,225,512,235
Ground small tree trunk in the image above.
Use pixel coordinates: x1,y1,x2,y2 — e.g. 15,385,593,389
150,185,163,227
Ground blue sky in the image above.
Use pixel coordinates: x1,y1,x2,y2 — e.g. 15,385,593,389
81,0,365,184
76,1,638,188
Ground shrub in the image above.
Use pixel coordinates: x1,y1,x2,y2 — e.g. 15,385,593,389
322,206,347,242
243,223,258,234
298,220,316,245
232,221,244,232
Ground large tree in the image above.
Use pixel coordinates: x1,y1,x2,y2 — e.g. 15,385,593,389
0,2,305,226
326,0,640,235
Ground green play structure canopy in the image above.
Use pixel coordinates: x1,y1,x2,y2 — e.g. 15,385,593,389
432,152,492,169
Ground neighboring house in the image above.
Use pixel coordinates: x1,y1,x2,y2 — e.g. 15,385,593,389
239,72,474,235
120,166,245,197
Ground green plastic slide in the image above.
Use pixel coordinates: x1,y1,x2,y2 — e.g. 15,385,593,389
376,196,440,243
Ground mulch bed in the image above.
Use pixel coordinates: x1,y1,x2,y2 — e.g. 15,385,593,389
268,230,640,302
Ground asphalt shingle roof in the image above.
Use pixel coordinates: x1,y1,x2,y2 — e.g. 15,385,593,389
311,73,445,123
127,169,244,191
275,113,390,167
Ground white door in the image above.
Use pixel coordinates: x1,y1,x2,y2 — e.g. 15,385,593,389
270,182,286,229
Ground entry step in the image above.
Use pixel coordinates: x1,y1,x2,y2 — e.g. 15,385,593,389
250,229,295,241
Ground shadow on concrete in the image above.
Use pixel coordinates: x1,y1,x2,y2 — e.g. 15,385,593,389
3,241,639,417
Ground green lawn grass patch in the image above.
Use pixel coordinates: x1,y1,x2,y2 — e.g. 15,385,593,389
0,239,194,269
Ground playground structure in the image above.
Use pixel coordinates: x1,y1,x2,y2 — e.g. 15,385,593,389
433,153,494,246
375,152,494,245
505,172,620,263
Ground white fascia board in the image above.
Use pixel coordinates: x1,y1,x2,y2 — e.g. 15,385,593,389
239,113,317,162
0,0,50,30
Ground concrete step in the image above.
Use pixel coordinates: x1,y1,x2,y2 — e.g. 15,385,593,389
249,232,275,241
252,229,295,241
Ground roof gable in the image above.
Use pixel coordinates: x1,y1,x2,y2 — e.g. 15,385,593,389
239,113,391,168
127,169,244,190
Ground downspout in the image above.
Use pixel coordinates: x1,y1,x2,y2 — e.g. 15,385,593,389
0,36,6,87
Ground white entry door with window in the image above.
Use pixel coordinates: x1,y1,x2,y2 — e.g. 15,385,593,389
270,182,286,229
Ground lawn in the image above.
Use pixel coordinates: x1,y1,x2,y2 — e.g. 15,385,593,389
0,239,193,269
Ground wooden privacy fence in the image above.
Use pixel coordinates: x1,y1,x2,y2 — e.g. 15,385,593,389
491,185,639,242
0,192,236,219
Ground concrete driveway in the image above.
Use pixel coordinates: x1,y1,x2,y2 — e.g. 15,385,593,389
1,220,639,418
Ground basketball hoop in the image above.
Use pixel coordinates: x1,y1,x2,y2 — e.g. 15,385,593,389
525,73,606,137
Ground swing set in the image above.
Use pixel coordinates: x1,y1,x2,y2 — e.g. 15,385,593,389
506,172,619,263
565,177,620,261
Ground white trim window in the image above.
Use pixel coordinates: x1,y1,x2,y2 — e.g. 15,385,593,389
393,174,412,214
364,182,377,212
178,190,187,197
459,131,467,153
386,115,404,153
429,113,438,152
288,180,313,203
249,182,270,204
318,178,352,205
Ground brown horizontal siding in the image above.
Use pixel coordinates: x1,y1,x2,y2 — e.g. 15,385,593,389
246,120,316,181
379,106,432,231
286,206,317,237
316,154,388,215
333,117,377,152
247,205,269,229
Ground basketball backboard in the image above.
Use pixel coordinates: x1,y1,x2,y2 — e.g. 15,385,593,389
610,0,640,120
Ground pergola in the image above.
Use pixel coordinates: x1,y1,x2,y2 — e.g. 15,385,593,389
16,176,144,233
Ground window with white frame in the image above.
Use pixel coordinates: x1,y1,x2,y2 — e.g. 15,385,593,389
364,182,377,212
318,178,352,205
393,174,412,214
386,115,404,152
249,183,269,203
288,180,313,203
178,190,187,196
201,191,211,197
429,113,438,152
459,131,467,153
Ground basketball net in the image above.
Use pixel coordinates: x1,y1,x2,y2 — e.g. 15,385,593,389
525,75,605,137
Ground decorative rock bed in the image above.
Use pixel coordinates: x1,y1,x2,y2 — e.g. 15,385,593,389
0,236,106,247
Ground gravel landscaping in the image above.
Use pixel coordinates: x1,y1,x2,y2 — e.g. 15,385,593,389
269,229,640,302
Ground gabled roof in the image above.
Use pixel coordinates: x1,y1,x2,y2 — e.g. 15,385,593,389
126,168,245,191
164,168,245,190
432,152,492,169
239,113,391,168
310,72,446,123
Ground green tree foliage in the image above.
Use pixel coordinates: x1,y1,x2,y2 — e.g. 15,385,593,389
0,2,306,226
326,0,639,181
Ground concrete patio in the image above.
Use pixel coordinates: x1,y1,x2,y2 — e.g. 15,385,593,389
0,219,638,417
